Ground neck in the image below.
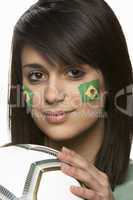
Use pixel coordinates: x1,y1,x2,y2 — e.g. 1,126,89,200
46,118,104,165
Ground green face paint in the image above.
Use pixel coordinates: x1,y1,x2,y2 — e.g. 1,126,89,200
78,79,100,103
22,85,33,108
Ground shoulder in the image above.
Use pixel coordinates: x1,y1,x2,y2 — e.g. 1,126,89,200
113,160,133,200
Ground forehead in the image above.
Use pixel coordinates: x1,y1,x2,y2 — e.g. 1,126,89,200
21,45,89,71
21,45,61,69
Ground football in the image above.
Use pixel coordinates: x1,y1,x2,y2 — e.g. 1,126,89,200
0,144,84,200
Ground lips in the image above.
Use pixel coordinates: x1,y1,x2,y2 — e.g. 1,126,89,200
44,111,65,116
44,110,74,116
43,110,74,124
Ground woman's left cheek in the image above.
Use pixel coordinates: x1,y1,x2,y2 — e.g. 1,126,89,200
73,95,81,107
78,79,100,104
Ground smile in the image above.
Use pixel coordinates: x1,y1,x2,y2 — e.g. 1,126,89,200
44,109,75,124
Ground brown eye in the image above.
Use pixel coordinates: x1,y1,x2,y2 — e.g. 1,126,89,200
66,67,85,79
28,71,47,82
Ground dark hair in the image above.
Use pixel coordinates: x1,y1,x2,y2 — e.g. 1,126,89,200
8,0,133,190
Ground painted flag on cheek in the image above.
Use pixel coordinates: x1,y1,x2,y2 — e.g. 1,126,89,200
22,85,33,108
78,79,100,103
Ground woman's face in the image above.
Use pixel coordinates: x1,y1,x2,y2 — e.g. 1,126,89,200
21,45,106,141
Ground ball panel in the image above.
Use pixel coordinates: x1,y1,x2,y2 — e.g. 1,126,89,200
38,170,83,200
0,145,56,197
0,144,83,200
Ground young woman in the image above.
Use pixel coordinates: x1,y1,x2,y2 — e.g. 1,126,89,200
8,0,133,199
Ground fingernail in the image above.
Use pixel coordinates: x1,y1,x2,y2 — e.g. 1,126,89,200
70,186,79,192
62,146,70,152
57,152,64,159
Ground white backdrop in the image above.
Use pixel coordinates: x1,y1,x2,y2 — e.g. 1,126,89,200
0,0,133,158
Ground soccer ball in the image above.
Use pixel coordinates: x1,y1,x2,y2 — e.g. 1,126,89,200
0,144,84,200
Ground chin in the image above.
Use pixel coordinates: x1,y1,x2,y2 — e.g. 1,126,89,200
45,132,77,142
41,127,80,142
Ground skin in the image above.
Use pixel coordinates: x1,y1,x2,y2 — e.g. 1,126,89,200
21,45,114,200
58,147,115,200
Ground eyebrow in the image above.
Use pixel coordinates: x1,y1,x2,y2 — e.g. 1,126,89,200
22,63,86,71
22,63,45,69
22,63,72,71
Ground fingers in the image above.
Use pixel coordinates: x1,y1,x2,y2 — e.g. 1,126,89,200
57,146,90,169
70,186,102,200
57,147,114,200
60,162,103,193
57,146,113,199
57,147,102,179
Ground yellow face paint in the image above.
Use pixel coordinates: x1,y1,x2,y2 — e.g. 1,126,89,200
22,85,33,108
78,79,100,103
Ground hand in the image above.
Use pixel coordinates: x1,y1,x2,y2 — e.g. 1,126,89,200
57,147,115,200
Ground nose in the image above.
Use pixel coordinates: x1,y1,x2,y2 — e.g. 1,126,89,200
44,84,66,105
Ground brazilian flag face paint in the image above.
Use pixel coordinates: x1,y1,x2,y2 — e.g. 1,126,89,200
22,85,33,108
78,79,100,103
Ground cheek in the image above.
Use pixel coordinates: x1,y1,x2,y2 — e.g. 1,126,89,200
31,89,45,109
79,79,105,109
32,93,41,108
70,94,81,107
81,103,102,117
22,85,33,108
